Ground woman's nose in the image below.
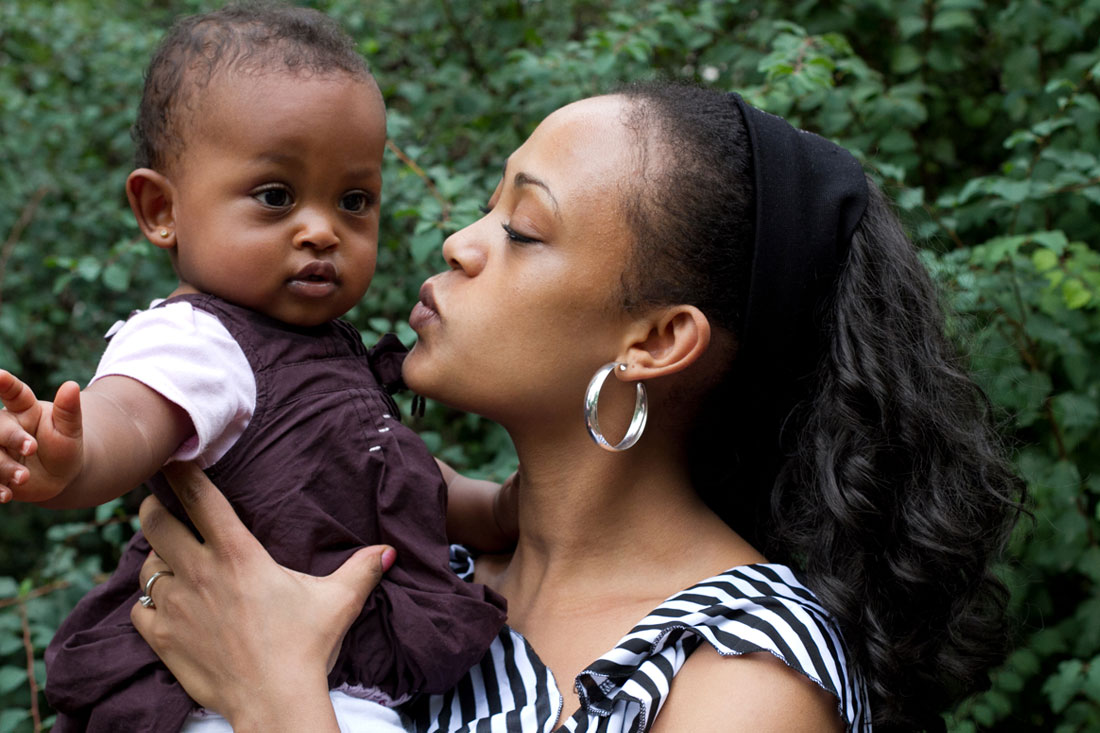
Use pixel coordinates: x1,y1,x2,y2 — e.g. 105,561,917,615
441,224,487,276
293,208,339,251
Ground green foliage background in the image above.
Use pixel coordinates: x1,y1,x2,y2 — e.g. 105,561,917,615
1,0,1098,729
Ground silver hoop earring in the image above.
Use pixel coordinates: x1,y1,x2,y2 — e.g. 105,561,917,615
584,362,647,452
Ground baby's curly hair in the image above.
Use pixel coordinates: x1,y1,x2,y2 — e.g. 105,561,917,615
133,1,371,171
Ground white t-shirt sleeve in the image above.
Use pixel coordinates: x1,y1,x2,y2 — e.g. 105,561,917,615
90,300,256,468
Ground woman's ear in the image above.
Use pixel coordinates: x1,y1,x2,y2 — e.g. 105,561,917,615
126,168,177,250
618,305,712,381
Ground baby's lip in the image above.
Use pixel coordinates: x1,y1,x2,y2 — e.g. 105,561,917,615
292,261,337,283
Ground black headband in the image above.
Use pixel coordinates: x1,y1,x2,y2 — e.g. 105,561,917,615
729,92,868,440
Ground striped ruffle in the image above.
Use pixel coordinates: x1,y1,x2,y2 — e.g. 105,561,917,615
405,551,870,732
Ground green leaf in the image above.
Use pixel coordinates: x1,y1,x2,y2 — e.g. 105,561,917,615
1061,278,1092,309
987,178,1032,203
1078,547,1100,584
932,9,975,32
896,186,924,211
1033,249,1059,272
1084,656,1100,704
101,261,130,292
1032,117,1075,137
1044,659,1085,712
1030,231,1069,254
0,577,18,598
367,317,392,334
0,709,29,733
0,665,25,695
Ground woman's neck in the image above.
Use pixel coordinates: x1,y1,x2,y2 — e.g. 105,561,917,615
493,427,763,616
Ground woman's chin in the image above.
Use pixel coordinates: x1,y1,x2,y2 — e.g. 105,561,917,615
400,346,446,401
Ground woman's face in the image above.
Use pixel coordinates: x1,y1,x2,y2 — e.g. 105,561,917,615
403,95,644,426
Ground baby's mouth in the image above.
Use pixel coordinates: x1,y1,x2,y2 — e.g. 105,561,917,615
288,261,338,297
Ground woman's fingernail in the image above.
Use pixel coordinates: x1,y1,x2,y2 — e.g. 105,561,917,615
380,547,396,572
20,439,32,456
13,468,26,485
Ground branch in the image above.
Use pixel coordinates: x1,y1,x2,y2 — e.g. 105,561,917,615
0,580,72,610
0,186,50,311
386,139,451,222
18,601,42,732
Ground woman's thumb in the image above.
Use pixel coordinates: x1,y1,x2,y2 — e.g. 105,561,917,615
329,545,395,605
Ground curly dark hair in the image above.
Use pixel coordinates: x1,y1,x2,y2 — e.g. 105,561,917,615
618,81,1023,731
132,0,371,171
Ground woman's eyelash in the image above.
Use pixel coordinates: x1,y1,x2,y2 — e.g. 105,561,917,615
478,205,492,215
501,223,538,244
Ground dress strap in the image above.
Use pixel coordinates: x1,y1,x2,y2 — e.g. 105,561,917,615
565,564,871,732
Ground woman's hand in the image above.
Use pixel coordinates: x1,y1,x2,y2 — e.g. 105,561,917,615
130,462,395,732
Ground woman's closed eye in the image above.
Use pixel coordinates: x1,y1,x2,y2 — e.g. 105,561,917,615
501,222,539,244
339,190,375,215
251,184,293,210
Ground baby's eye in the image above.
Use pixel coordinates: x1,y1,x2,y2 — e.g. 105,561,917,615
339,190,374,214
252,186,293,209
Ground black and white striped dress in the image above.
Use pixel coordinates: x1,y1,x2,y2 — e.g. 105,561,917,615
402,547,871,732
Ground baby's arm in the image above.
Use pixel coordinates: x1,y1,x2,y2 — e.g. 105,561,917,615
0,369,191,508
438,459,518,552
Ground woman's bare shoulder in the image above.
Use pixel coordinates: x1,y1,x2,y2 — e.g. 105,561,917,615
650,645,844,733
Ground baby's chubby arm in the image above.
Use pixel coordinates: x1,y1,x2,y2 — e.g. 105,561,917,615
0,369,192,508
438,459,519,553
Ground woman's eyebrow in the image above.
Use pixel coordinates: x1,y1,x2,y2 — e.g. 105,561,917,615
513,172,560,219
499,159,561,219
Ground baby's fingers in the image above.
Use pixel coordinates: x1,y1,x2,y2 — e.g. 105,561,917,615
50,382,83,441
0,413,36,460
0,370,39,415
0,441,30,503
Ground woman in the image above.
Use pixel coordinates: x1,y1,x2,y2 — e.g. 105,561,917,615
129,84,1021,731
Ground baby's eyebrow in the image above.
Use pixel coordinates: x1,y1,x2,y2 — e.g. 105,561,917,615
256,151,298,166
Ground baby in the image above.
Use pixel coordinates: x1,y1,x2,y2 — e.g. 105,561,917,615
0,4,505,732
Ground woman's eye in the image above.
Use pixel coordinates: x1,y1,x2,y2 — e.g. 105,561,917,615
502,222,539,245
340,190,373,214
252,187,292,209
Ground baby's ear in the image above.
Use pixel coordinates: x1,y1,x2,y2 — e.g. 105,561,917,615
126,168,177,250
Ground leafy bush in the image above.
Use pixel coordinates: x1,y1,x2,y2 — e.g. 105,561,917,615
1,1,1098,730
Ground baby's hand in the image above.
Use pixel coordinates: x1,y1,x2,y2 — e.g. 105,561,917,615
0,370,83,503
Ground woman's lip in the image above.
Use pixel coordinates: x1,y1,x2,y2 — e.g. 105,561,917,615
410,281,441,330
418,281,440,313
409,301,439,331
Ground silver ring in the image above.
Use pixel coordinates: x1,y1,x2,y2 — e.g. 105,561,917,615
138,570,174,609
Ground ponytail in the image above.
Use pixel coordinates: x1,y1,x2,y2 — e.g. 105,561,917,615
772,182,1023,729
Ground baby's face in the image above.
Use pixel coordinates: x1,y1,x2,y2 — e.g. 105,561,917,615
166,70,386,326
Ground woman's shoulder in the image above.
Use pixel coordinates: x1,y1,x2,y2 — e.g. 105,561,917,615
424,550,871,732
565,563,871,732
651,642,845,732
